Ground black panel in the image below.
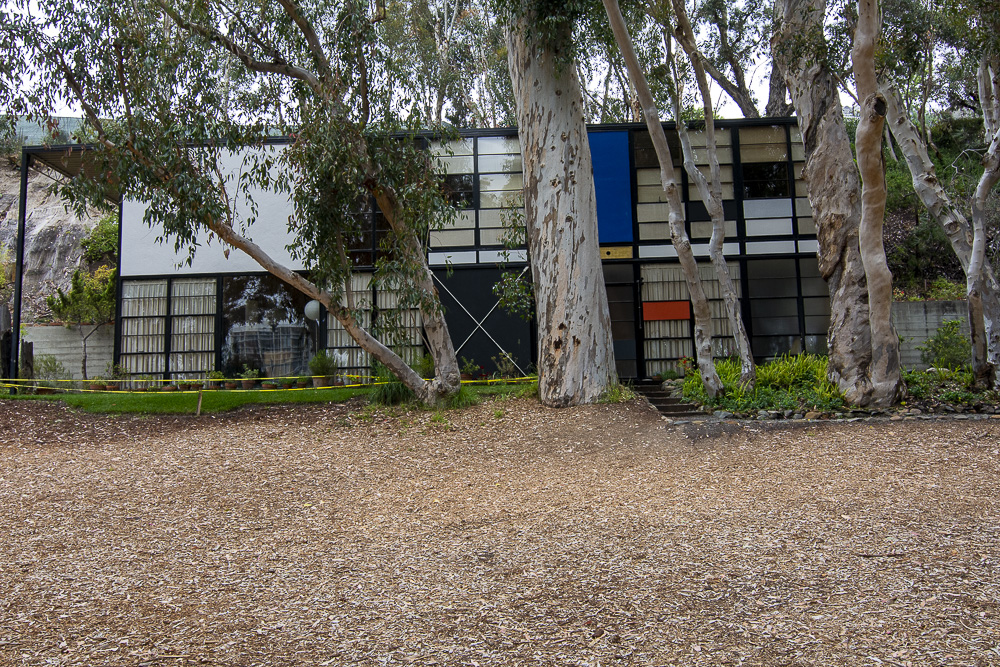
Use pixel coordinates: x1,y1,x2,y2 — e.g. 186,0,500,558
434,267,533,377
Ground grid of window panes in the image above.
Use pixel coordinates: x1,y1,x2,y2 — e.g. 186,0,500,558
641,263,741,376
325,273,424,380
119,280,168,377
477,136,525,248
634,130,683,242
168,278,216,379
430,139,476,248
746,256,829,358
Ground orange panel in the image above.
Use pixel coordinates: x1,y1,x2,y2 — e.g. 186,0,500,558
643,301,691,321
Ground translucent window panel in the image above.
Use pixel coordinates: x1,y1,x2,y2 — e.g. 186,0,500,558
636,167,680,186
430,138,474,156
121,280,167,317
805,335,827,354
797,217,817,235
791,142,805,161
690,220,737,239
747,218,793,236
479,228,507,245
684,146,735,165
794,163,808,196
745,198,793,218
742,162,790,198
430,229,475,247
692,163,734,185
794,197,812,216
747,259,797,297
637,202,670,223
713,337,738,357
478,136,520,154
434,155,475,174
480,191,524,208
478,154,522,173
683,129,733,147
327,273,373,373
119,354,165,375
637,184,670,203
171,278,216,315
740,126,787,144
169,351,214,378
638,223,671,240
740,143,789,162
478,208,525,229
479,173,524,193
803,298,831,334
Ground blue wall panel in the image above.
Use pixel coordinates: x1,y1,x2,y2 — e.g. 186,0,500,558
588,131,633,243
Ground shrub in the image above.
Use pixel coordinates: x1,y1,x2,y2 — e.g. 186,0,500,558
368,362,414,406
683,354,845,412
917,320,970,370
308,350,340,377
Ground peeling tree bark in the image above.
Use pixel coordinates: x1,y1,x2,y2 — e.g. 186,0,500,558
773,0,874,405
883,84,1000,387
602,0,723,398
670,0,755,389
851,0,903,406
506,16,618,407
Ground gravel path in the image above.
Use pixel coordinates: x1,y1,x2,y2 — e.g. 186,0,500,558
1,398,998,666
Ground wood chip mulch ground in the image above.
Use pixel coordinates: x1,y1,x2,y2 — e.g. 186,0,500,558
1,397,998,666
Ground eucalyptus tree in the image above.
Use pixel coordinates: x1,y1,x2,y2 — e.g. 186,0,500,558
772,0,877,405
502,1,618,407
879,0,1000,387
1,0,463,403
852,0,904,405
601,0,724,397
665,0,757,388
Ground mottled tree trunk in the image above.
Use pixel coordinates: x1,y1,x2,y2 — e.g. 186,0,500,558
851,0,903,406
883,84,1000,387
506,18,618,407
773,0,874,405
671,0,756,389
602,0,722,397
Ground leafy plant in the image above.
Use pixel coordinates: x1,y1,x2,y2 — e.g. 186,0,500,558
925,278,967,301
208,370,225,380
369,362,414,406
460,356,482,376
412,354,435,379
79,214,119,265
32,354,71,390
441,384,480,409
491,351,519,378
308,350,340,377
683,354,846,412
238,365,261,380
598,383,637,403
45,265,116,380
917,319,970,370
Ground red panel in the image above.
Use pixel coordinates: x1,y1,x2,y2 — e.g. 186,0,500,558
643,301,691,321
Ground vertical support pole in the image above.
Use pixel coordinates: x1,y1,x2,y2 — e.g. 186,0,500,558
9,149,30,394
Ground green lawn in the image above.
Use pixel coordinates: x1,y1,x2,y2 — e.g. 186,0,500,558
0,386,370,414
0,379,536,415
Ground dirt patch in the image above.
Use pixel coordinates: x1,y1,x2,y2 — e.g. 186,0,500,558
1,397,998,666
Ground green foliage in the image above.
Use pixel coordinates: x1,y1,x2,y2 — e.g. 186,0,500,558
490,351,520,378
925,278,967,301
308,350,340,377
441,384,481,409
683,355,846,412
32,354,71,388
46,265,116,326
917,319,970,370
79,214,119,265
412,354,435,379
238,365,261,380
369,362,415,406
888,217,964,295
460,357,482,376
598,383,637,403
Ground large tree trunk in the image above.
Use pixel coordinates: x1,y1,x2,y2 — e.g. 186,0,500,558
970,55,1000,386
773,0,874,405
851,0,903,406
883,84,1000,386
506,17,618,407
670,0,756,389
601,0,722,397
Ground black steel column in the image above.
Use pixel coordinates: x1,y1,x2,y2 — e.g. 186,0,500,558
8,149,30,393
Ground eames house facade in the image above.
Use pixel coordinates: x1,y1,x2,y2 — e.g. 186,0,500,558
103,117,826,382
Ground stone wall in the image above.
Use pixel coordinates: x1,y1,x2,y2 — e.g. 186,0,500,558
892,300,969,370
23,323,114,380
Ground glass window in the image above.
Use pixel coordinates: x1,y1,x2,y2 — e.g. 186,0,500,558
221,275,317,380
119,279,168,376
742,162,790,199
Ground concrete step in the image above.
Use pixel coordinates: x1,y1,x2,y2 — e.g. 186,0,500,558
633,384,704,418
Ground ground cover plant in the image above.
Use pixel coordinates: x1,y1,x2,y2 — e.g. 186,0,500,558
682,354,846,415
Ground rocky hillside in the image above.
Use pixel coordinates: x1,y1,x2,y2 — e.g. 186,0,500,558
0,159,100,323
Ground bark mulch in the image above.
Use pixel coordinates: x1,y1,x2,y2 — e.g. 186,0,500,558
1,397,998,666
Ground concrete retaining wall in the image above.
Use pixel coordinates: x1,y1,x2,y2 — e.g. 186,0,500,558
892,300,969,370
23,323,114,380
